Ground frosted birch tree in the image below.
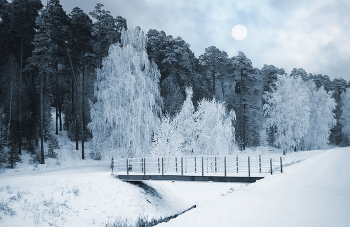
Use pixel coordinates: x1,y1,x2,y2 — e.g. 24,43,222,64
264,75,310,154
151,87,237,156
302,84,336,150
89,27,162,158
151,115,184,156
340,88,350,144
194,98,236,155
173,87,197,154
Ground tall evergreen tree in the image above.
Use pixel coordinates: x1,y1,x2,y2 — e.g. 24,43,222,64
330,78,348,144
8,0,43,156
198,46,229,99
147,29,198,116
89,3,127,68
340,88,350,146
67,7,93,156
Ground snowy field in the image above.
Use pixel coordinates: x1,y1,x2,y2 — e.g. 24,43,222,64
157,146,350,227
0,115,348,226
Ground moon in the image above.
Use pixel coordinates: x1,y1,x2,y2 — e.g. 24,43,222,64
231,24,247,40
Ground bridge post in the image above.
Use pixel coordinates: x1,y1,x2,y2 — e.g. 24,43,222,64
181,157,183,175
158,158,160,173
280,157,283,173
127,159,129,175
215,157,217,173
248,156,250,177
259,155,261,173
144,158,146,175
175,157,178,173
162,157,164,175
236,155,238,173
224,156,226,177
195,157,197,173
202,156,204,176
270,158,273,175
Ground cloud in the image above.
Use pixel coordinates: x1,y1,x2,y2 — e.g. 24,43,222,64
58,0,350,81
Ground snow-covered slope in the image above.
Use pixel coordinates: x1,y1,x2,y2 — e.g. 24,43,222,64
156,147,350,227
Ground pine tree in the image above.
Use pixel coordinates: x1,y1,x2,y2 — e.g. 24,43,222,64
146,29,198,116
89,3,127,68
198,46,229,99
340,88,350,145
89,27,162,158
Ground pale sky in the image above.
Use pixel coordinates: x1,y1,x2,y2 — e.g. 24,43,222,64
56,0,350,82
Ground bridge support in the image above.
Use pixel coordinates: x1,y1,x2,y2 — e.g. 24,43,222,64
118,175,264,183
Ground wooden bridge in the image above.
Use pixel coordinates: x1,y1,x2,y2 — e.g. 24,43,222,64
114,155,283,183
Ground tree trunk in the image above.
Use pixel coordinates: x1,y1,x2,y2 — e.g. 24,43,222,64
81,55,85,159
59,86,62,131
9,61,13,168
55,64,58,135
75,39,79,151
19,37,23,156
40,72,44,164
212,70,216,99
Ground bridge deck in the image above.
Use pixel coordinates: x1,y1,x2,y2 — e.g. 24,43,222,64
114,155,282,183
118,174,264,183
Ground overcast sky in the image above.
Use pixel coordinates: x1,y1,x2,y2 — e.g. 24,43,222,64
57,0,350,82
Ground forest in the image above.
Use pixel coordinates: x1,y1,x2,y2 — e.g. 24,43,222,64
1,0,350,167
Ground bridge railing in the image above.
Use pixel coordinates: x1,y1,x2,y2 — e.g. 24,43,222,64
114,155,283,177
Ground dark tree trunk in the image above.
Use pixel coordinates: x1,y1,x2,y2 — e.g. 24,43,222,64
59,86,62,131
40,72,44,164
75,40,79,151
81,55,85,159
19,37,23,156
212,70,215,99
55,65,58,135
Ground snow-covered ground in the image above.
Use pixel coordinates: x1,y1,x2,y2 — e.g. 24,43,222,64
156,146,350,227
1,109,347,226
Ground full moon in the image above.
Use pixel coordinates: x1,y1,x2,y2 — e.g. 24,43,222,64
231,24,247,40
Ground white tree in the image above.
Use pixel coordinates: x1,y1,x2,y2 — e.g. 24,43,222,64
194,98,236,155
340,88,350,144
89,27,162,158
151,115,184,156
302,84,336,150
264,75,310,154
151,87,237,156
173,87,197,154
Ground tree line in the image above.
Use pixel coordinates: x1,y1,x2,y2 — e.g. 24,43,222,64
0,0,349,166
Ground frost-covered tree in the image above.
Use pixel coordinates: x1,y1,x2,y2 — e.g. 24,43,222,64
302,83,336,150
89,27,162,158
340,88,350,145
264,75,310,154
151,115,184,156
173,87,196,153
151,87,237,156
194,98,236,155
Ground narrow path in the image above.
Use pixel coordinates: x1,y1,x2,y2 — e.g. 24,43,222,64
157,147,350,227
